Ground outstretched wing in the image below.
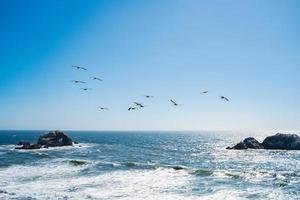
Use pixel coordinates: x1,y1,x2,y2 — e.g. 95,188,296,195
170,99,176,104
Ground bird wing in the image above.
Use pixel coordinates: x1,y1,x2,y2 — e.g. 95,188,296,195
170,99,176,104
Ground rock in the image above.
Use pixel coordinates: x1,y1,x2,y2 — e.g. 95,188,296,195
15,130,73,150
227,133,300,150
227,137,263,150
171,166,185,170
15,143,42,150
262,133,300,150
243,137,264,149
69,160,89,166
227,141,248,150
37,130,73,147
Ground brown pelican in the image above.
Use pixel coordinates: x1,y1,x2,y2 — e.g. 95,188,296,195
98,107,109,110
71,80,86,84
90,77,103,81
80,88,92,91
170,99,180,106
72,66,87,71
128,107,138,111
143,95,154,98
134,102,144,108
220,96,230,102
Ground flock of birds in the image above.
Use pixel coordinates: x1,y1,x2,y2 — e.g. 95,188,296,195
71,65,230,111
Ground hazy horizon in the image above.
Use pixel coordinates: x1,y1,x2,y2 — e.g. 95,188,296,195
1,0,300,131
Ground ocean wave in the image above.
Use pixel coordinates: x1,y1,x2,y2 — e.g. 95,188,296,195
0,165,193,200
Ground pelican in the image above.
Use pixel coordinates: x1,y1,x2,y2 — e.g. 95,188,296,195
90,77,103,81
128,107,138,111
220,96,230,102
98,107,109,110
170,99,180,106
143,95,154,98
71,80,86,84
134,102,144,108
81,88,92,91
72,66,87,71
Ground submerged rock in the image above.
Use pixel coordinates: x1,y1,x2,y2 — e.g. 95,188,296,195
15,130,73,150
15,143,41,150
227,133,300,150
69,160,89,166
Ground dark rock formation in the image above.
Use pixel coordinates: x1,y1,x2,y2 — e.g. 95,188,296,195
227,133,300,150
17,141,30,146
226,137,263,150
243,137,264,149
15,143,41,150
262,133,300,150
15,130,73,150
37,130,73,147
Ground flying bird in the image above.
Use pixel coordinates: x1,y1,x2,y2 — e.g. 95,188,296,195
134,102,144,108
98,107,109,111
220,96,230,102
90,77,103,81
128,107,138,111
72,66,87,71
143,95,154,98
80,88,92,91
170,99,180,106
201,91,208,94
71,80,86,84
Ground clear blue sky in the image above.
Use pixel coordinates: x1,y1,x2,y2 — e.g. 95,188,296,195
0,0,299,131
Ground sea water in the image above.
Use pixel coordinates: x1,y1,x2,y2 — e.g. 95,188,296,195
0,131,300,200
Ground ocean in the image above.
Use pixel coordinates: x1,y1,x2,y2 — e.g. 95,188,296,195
0,130,299,200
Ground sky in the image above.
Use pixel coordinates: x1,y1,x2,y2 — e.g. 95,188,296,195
0,0,300,131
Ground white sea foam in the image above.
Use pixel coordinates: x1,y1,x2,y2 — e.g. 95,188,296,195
0,161,291,200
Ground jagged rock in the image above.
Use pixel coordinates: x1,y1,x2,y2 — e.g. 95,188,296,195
243,137,264,149
262,133,300,150
227,133,300,150
37,130,73,147
15,130,73,150
227,141,247,150
15,143,41,150
227,137,263,150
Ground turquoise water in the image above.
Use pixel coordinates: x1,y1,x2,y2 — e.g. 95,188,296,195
0,131,300,199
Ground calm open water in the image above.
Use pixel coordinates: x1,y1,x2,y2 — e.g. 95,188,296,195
0,130,300,200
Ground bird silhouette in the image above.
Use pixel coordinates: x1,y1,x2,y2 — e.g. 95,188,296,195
71,80,86,84
98,107,109,110
201,91,208,94
134,102,144,108
143,95,154,98
220,96,230,102
81,88,92,91
90,77,102,81
72,65,87,71
170,99,180,106
128,107,138,111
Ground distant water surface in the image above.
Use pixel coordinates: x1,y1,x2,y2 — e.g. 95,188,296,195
0,130,300,200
